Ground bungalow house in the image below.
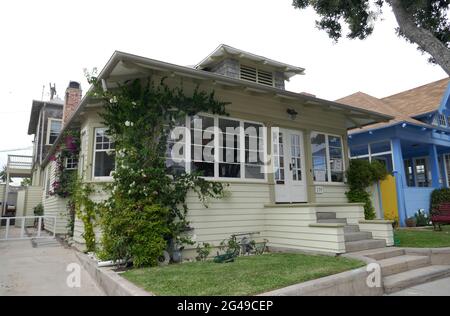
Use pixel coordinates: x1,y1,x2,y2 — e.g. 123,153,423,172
338,78,450,226
37,44,395,255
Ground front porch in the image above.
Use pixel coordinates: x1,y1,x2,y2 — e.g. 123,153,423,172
349,123,450,226
263,202,393,254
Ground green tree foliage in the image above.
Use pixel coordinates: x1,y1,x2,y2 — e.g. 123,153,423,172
292,0,450,74
345,159,388,219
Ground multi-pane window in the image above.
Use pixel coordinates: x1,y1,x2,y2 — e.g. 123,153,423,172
47,119,62,145
65,157,78,170
165,114,266,180
93,128,115,178
311,132,344,183
240,64,274,87
439,114,447,126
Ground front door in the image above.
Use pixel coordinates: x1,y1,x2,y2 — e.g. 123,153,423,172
273,128,307,203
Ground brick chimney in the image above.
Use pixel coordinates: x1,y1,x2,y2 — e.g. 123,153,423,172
63,81,82,126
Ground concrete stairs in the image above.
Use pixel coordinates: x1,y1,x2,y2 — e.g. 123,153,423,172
316,212,386,252
349,247,450,294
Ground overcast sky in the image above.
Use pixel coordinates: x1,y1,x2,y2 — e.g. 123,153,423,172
0,0,447,174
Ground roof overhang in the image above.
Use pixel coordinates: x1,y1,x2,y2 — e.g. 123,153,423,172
42,50,393,167
349,120,449,138
195,44,305,80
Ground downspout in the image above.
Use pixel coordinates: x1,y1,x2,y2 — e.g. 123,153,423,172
39,103,46,165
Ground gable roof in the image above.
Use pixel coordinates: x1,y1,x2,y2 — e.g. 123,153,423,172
336,92,427,133
336,77,450,134
382,77,450,117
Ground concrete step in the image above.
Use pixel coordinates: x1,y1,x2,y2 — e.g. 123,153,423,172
379,255,431,277
317,218,347,224
344,225,360,233
345,239,386,252
384,265,450,294
344,231,373,242
316,212,336,220
355,248,405,260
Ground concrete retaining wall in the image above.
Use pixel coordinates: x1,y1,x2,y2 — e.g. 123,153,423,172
260,266,383,296
75,252,152,296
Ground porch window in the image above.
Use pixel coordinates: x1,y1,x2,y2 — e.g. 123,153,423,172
47,118,62,145
166,118,187,176
350,141,393,173
166,114,266,181
414,158,429,187
439,114,447,126
93,128,115,178
311,132,344,183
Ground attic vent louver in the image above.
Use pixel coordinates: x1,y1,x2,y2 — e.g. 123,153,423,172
240,64,273,87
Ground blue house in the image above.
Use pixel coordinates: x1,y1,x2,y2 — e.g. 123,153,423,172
338,78,450,226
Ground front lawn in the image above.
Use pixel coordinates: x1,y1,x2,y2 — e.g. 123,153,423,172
395,225,450,248
121,253,364,296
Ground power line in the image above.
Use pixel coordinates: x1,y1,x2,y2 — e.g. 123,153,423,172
0,146,33,153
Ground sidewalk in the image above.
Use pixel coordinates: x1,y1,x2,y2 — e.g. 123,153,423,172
389,277,450,296
0,237,104,296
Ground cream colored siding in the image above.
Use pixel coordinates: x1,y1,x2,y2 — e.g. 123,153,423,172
263,205,346,253
314,185,349,203
42,161,69,234
73,184,109,246
359,220,395,246
186,183,270,245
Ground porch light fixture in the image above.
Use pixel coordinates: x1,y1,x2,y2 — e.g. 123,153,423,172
401,123,407,128
286,108,298,120
421,127,427,131
369,131,373,135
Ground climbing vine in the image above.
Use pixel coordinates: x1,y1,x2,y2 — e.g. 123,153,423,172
345,159,388,219
87,72,230,267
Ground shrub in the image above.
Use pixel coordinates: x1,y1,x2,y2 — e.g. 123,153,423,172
346,159,388,219
33,203,44,216
196,242,212,261
430,188,450,214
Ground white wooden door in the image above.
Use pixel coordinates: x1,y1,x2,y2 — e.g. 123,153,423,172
273,128,307,203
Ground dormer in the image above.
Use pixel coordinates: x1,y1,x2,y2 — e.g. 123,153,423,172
195,44,305,90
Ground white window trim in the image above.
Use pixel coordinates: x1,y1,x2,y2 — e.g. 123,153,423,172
65,157,78,170
182,113,268,182
92,127,115,181
46,118,62,145
312,132,345,184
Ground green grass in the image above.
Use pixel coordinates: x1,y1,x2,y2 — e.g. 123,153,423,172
395,225,450,248
121,253,364,296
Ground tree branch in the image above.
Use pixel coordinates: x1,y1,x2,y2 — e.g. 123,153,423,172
389,0,450,75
